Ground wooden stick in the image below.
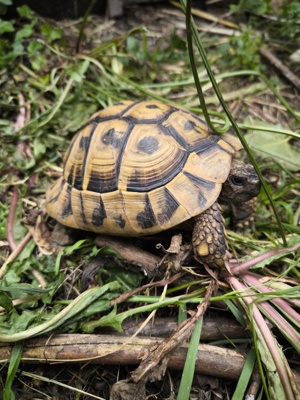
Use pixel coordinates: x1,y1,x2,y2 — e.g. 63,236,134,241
118,316,246,340
169,0,240,29
260,47,300,91
94,235,162,276
0,334,246,381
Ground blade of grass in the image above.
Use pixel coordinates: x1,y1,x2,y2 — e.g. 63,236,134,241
0,284,120,342
232,348,256,400
243,273,300,326
11,75,75,136
20,370,106,400
181,0,300,123
184,0,227,133
76,0,98,53
3,341,23,400
180,0,287,247
177,317,203,400
82,293,196,333
223,298,247,329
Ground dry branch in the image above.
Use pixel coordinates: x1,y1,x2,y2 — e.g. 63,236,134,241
260,47,300,90
0,334,246,381
94,235,162,276
119,316,245,340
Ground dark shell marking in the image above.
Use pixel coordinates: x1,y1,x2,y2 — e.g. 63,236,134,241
45,100,242,235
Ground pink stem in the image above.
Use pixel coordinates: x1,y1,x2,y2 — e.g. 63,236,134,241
230,241,300,275
243,273,300,325
227,276,296,400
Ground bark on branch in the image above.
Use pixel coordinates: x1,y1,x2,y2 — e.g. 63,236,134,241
0,334,246,381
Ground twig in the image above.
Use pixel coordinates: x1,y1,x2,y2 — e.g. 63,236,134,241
0,232,32,279
245,366,262,399
110,272,186,306
169,0,239,29
14,93,27,130
104,316,246,341
130,278,217,383
94,235,161,276
0,333,246,381
260,47,300,91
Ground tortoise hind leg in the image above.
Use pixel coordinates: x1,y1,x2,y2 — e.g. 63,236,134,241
192,202,228,269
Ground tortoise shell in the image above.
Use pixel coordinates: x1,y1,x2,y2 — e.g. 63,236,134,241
45,100,242,235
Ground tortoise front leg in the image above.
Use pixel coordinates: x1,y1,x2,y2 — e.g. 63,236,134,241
192,202,228,269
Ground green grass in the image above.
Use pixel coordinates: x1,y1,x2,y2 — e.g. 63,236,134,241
0,2,299,399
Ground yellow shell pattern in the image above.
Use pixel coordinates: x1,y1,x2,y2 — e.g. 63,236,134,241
45,100,242,235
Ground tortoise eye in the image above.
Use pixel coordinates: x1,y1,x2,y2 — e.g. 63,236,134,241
230,175,247,187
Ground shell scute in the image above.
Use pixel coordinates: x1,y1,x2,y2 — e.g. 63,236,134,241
162,109,211,151
45,100,242,235
122,100,172,123
118,122,188,192
91,195,107,227
136,193,157,230
90,100,134,120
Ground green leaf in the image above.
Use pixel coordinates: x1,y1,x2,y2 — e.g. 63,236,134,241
97,267,142,292
64,60,90,82
169,31,187,51
30,54,47,70
126,36,140,56
12,40,24,57
0,0,13,5
40,23,62,43
126,35,147,64
16,5,33,18
245,121,300,171
13,310,41,332
62,101,98,132
28,39,43,54
15,23,34,40
33,137,47,158
255,326,287,399
0,285,121,342
0,292,14,312
84,304,123,332
0,20,15,34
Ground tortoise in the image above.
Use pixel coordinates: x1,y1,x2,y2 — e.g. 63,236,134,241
45,100,261,268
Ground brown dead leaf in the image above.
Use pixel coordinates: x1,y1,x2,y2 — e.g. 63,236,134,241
156,233,183,254
110,379,146,400
24,212,55,255
157,233,192,272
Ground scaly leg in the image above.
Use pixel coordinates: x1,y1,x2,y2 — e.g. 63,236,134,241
192,202,228,269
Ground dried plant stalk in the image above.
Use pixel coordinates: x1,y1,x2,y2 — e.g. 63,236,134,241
0,334,246,381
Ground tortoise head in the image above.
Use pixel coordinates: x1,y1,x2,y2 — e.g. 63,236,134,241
220,159,261,204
